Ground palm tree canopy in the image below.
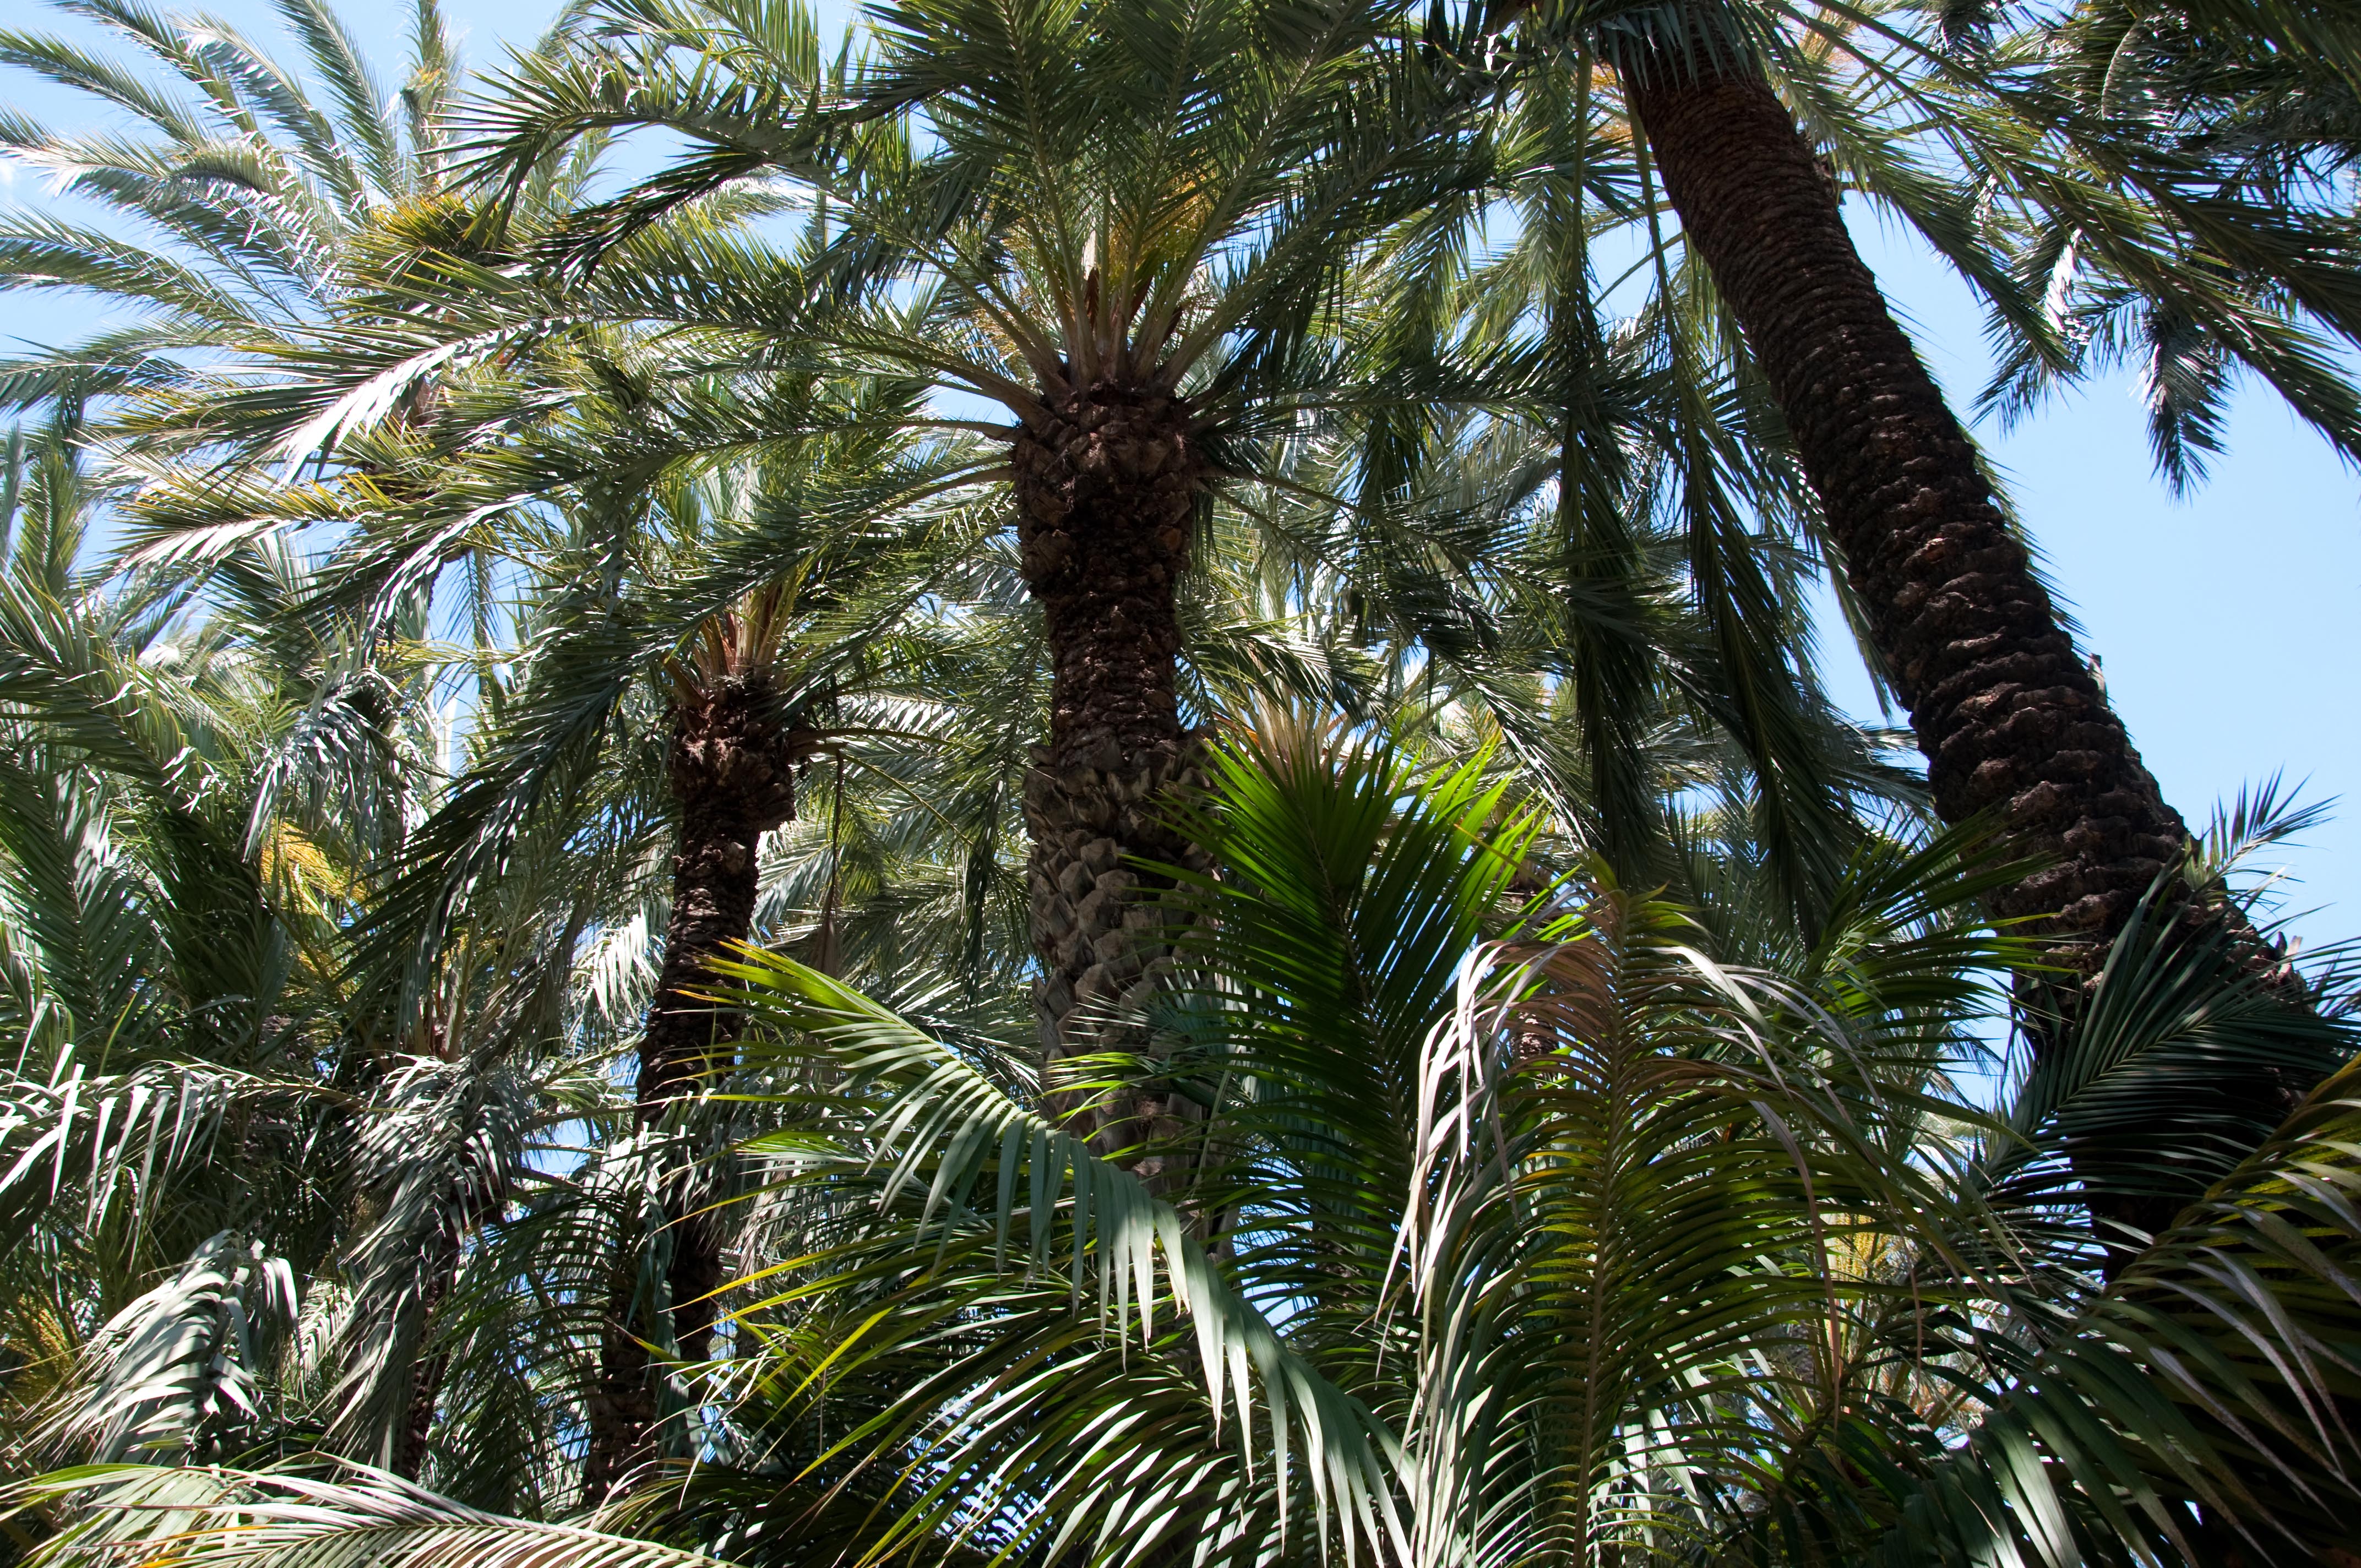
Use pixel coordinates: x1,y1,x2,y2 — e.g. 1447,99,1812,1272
2,1,2360,1563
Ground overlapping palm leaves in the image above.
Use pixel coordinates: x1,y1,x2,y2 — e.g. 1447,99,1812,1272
274,0,1503,1135
17,718,2356,1567
2,0,2360,1563
0,428,600,1488
1977,0,2361,489
1422,0,2361,1033
0,434,345,1354
0,0,1952,1231
526,723,2361,1567
1461,0,2361,493
1323,62,1917,922
0,0,494,419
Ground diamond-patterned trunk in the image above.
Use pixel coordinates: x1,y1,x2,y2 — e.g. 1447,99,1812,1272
1620,47,2319,1244
1013,382,1209,1169
1620,53,2189,949
581,676,805,1504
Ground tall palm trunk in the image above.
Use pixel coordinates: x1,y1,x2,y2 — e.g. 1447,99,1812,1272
581,675,804,1503
1618,47,2313,1237
1621,51,2190,951
1011,379,1207,1172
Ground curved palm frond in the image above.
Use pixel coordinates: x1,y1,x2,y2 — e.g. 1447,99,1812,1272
8,1459,745,1567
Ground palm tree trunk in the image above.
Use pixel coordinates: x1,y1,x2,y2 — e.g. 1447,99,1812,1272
1618,47,2315,1243
581,677,803,1505
1620,51,2193,951
1011,380,1208,1172
394,1241,457,1480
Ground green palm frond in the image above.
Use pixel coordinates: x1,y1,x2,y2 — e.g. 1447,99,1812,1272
318,1054,540,1471
0,1063,316,1255
9,1460,749,1566
704,946,1408,1564
1993,878,2355,1226
1851,1053,2361,1566
34,1231,299,1464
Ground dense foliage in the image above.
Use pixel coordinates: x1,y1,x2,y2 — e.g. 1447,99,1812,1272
0,0,2358,1564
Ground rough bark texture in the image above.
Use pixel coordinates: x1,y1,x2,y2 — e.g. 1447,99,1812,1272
1618,50,2319,1250
581,677,807,1505
1012,380,1210,1170
1622,53,2189,948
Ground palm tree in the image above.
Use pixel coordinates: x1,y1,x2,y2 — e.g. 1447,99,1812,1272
281,429,946,1495
115,263,1590,1490
0,420,955,1500
0,425,602,1490
0,2,1047,1477
0,0,714,1472
1984,0,2361,490
354,489,1053,1505
579,589,816,1500
1481,1,2361,1002
424,0,1504,1151
0,0,492,420
545,465,885,1502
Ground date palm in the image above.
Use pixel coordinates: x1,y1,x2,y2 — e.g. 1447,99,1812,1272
0,427,605,1487
534,466,893,1504
1479,0,2361,1007
437,0,1500,1152
289,412,970,1496
0,415,1018,1498
666,723,2355,1566
0,0,491,420
579,583,820,1502
0,10,1035,1466
1984,0,2361,489
0,0,858,1458
116,280,1549,1489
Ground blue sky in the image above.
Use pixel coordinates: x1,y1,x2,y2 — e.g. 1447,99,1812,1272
7,0,2357,946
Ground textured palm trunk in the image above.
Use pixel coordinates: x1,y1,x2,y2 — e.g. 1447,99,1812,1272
1621,52,2189,950
1618,48,2314,1244
581,677,804,1505
394,1246,456,1480
1011,380,1209,1173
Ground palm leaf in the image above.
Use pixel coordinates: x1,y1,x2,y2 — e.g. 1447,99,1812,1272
8,1460,747,1566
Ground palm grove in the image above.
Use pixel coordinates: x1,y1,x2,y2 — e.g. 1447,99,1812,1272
0,0,2357,1561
